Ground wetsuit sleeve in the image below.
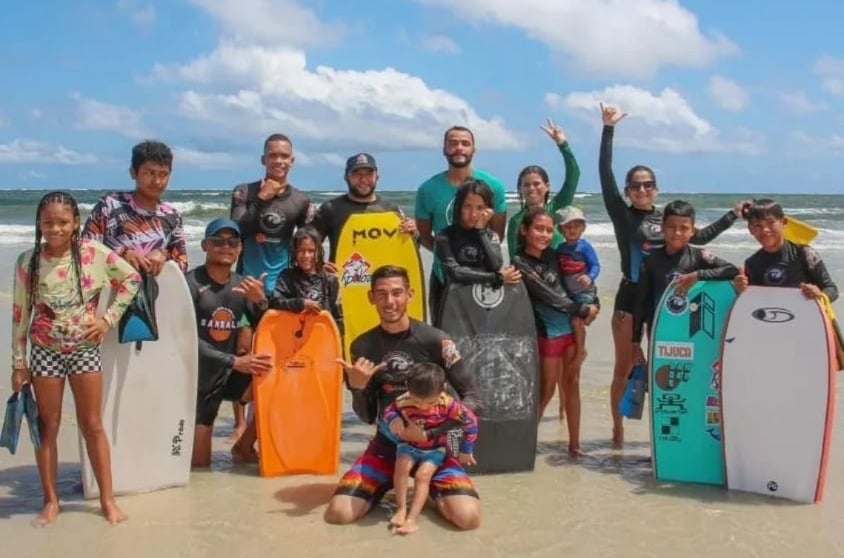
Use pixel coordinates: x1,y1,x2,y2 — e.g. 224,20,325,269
450,400,479,454
691,210,739,245
327,274,344,338
11,251,33,368
435,231,502,285
632,259,653,343
482,230,505,270
506,212,520,261
512,254,589,317
347,339,379,424
267,271,305,312
81,197,107,243
582,240,601,281
550,141,581,211
802,246,839,302
695,249,739,281
229,183,263,236
310,201,330,240
166,212,188,273
599,126,629,225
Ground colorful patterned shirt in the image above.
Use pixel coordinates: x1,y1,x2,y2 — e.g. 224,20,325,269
82,191,188,272
381,392,479,454
12,239,142,367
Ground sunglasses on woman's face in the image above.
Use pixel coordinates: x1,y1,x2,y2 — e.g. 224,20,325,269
206,236,241,248
628,180,656,191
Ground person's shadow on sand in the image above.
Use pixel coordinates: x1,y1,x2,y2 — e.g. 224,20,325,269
0,462,97,520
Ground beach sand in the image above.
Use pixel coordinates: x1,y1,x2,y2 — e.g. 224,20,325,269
2,244,844,558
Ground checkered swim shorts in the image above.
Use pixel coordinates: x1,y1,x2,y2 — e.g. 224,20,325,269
29,344,102,378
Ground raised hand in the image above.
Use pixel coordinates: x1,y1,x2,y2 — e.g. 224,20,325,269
336,357,387,389
734,265,748,294
600,102,627,126
233,273,268,303
540,117,567,145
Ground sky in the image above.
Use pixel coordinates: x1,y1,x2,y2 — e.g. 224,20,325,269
1,0,843,193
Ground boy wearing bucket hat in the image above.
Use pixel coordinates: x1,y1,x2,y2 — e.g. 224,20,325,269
555,206,600,371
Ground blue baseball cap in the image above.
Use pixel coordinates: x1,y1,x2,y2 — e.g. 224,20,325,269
345,152,377,174
205,218,241,238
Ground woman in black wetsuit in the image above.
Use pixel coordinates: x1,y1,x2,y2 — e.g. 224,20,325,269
598,103,746,446
433,179,521,322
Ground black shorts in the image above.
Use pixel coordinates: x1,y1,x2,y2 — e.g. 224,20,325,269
613,278,638,314
196,370,252,427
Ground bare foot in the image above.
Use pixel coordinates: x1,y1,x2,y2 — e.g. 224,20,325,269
395,518,419,535
226,425,246,444
31,501,59,527
568,445,587,458
231,444,259,464
390,508,407,527
101,499,128,524
612,426,624,449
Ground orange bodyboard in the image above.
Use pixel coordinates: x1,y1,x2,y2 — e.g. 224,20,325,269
252,310,343,477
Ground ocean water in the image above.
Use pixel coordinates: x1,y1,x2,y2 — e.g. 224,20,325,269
0,189,842,252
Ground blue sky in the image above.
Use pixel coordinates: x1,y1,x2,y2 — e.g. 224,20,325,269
1,0,842,193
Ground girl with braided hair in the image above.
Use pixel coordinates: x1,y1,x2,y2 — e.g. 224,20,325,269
10,191,141,526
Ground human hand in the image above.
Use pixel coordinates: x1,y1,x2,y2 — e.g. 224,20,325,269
458,452,477,467
399,217,417,235
336,357,386,390
399,422,427,444
600,102,627,126
233,353,273,375
576,274,592,287
540,117,567,145
146,249,167,275
82,317,110,343
584,305,600,326
673,272,699,296
303,299,323,313
734,266,748,294
800,282,823,300
500,266,522,285
123,249,151,272
11,365,30,393
233,273,268,304
258,178,284,200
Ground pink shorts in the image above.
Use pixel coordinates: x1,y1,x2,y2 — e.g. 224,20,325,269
538,334,575,358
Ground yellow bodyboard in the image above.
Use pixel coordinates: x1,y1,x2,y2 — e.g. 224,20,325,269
335,211,426,358
784,216,818,244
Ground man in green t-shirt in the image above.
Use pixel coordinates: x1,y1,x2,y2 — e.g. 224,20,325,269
414,126,507,323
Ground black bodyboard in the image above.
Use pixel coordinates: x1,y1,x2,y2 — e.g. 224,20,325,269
439,282,539,474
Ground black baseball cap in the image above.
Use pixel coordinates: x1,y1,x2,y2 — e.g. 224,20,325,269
345,152,377,174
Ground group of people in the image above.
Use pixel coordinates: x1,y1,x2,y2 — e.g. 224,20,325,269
8,104,839,532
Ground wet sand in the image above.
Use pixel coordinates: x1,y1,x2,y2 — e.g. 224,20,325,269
2,245,844,557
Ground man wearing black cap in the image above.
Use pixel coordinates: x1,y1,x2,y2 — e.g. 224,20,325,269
187,218,272,468
312,152,417,266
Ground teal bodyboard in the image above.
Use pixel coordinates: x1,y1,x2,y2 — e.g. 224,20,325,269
649,280,737,485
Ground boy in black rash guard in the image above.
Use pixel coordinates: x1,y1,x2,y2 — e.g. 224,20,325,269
598,103,746,446
632,201,739,346
735,199,838,302
269,227,344,337
324,265,482,531
434,179,521,301
311,153,417,264
187,218,273,468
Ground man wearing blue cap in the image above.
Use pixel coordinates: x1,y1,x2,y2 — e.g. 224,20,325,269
312,152,417,265
187,218,272,467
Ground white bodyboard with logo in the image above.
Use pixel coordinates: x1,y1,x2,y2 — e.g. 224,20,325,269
81,261,198,498
720,286,836,503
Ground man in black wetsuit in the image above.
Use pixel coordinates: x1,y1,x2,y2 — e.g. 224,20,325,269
323,265,482,531
187,218,272,468
311,152,417,265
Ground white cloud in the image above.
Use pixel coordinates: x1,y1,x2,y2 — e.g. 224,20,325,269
116,0,157,26
813,56,844,96
187,0,343,48
708,75,748,112
19,170,46,180
551,84,765,155
153,34,519,150
790,131,844,157
30,108,43,120
779,91,827,114
0,139,99,164
71,93,150,138
414,0,737,78
296,151,347,168
173,146,244,169
420,35,461,55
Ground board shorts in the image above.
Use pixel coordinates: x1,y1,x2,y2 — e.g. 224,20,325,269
396,443,447,467
572,287,599,308
613,278,637,315
196,369,252,427
334,432,478,507
29,344,102,378
538,334,575,358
